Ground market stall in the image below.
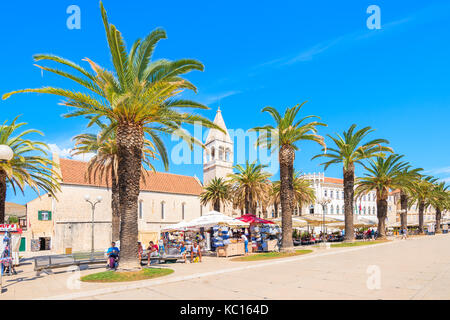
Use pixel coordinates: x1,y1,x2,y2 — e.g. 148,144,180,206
237,214,280,252
0,224,22,267
160,211,249,258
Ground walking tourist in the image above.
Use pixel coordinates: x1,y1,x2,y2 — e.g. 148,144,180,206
401,228,408,240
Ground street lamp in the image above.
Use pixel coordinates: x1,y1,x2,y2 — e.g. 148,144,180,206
85,194,102,260
0,145,13,161
317,197,331,240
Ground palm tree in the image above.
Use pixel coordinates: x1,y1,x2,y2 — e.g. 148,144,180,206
397,166,422,231
355,154,410,239
3,2,222,270
272,172,316,216
429,182,450,234
0,116,60,223
411,175,438,234
252,103,326,252
200,177,230,212
312,124,393,241
72,119,157,241
228,161,272,215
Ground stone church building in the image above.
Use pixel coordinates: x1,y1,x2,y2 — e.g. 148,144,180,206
22,108,236,254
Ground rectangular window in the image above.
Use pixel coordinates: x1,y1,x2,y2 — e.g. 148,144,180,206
139,201,143,220
161,202,165,220
38,210,52,221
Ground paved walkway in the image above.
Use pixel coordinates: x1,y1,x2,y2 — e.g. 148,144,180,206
2,234,450,299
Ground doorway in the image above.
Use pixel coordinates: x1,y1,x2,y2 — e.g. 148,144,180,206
39,237,51,251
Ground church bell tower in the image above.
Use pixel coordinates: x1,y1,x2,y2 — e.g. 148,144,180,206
203,107,234,186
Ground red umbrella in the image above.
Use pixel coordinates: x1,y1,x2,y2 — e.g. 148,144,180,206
236,214,275,225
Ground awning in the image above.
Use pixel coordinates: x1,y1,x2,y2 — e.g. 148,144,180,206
161,220,189,232
237,214,275,225
182,211,249,230
269,217,308,228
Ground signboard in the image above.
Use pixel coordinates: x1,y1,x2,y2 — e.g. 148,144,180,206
0,224,22,233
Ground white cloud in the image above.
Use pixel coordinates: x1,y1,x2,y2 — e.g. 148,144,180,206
48,143,95,162
200,90,242,105
256,14,416,69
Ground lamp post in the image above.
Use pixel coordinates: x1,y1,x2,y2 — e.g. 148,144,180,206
0,145,13,162
85,195,102,260
318,197,331,240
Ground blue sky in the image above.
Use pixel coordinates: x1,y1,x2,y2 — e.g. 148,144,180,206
1,0,450,204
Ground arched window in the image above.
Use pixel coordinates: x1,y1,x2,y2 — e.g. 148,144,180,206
219,146,224,160
211,147,215,160
336,205,340,214
373,207,376,215
363,207,366,215
342,205,345,214
139,200,144,220
225,148,231,162
330,205,334,214
324,205,328,215
182,203,185,220
330,190,334,199
324,189,328,197
161,202,165,220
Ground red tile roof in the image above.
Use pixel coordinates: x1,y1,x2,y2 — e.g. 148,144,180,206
58,158,203,196
324,177,344,184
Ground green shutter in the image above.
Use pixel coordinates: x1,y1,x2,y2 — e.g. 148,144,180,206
19,237,26,252
38,210,52,221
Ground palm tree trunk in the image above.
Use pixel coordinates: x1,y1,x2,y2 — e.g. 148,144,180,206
418,201,425,234
111,168,120,242
116,122,144,271
245,188,250,214
376,198,388,239
213,200,220,212
279,145,294,252
0,170,6,224
435,208,442,234
343,163,355,241
400,191,408,231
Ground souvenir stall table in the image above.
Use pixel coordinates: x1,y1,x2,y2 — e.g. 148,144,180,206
212,225,247,257
159,221,193,262
237,215,280,252
181,211,250,257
